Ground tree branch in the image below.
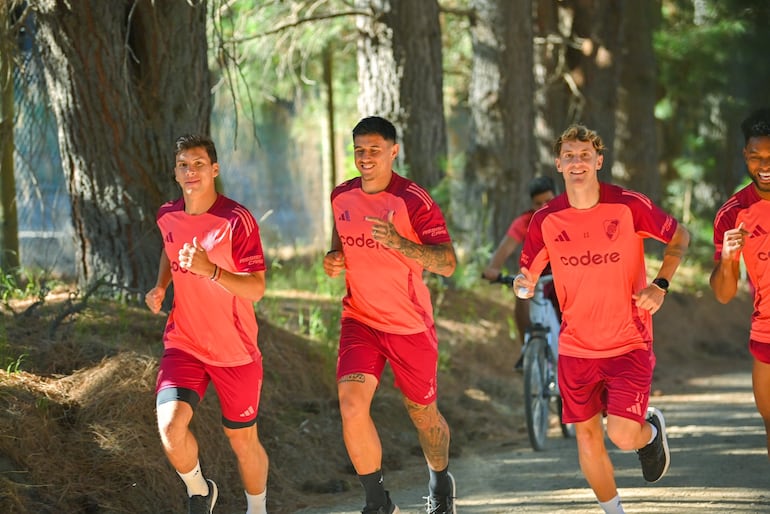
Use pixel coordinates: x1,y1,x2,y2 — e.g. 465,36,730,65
228,10,370,44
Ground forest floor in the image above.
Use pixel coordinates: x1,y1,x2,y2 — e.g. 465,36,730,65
0,260,764,513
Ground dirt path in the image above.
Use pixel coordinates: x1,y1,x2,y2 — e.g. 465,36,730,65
296,369,770,514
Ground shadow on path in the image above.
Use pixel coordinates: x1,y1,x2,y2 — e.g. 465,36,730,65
296,371,770,514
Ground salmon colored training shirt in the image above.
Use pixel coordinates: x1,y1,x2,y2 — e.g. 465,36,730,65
520,182,678,359
506,210,535,243
713,183,770,343
331,172,452,335
156,194,266,367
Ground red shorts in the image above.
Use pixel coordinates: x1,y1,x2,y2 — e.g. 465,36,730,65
750,339,770,364
558,348,655,425
337,317,438,405
156,347,263,429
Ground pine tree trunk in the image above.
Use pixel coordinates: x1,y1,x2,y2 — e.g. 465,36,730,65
569,0,624,174
617,0,661,200
0,1,19,271
459,0,535,247
356,0,447,189
29,0,210,290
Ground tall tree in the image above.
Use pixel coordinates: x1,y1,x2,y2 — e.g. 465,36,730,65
616,0,661,200
27,0,210,289
0,1,22,271
458,0,535,246
569,0,624,174
356,0,447,189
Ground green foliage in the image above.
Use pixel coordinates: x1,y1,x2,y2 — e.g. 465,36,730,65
260,255,344,352
652,0,770,272
0,267,54,307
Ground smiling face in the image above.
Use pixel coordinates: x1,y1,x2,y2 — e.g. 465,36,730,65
555,139,603,191
353,133,399,193
744,135,770,199
174,146,219,197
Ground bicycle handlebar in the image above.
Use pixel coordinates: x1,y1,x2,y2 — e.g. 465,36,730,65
484,273,554,289
484,273,516,287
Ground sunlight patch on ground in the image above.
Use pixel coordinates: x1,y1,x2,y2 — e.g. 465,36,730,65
263,289,337,301
436,318,503,343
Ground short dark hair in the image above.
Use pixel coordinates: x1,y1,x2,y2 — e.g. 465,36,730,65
528,175,556,198
553,124,606,156
352,116,397,143
174,134,218,164
741,108,770,144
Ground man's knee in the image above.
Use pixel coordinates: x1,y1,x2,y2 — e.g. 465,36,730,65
338,376,375,421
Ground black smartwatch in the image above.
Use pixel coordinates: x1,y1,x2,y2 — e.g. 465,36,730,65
651,277,669,294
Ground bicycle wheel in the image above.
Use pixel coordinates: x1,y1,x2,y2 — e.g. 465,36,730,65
523,335,549,451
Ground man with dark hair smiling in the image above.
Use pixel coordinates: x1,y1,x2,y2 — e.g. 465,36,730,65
145,134,270,514
323,116,458,514
711,107,770,459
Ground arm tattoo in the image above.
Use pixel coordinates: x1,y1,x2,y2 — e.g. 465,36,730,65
397,240,456,277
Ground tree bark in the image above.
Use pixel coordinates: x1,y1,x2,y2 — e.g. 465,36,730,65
356,0,447,189
617,0,661,200
459,0,535,247
28,0,210,290
0,1,20,271
568,0,623,174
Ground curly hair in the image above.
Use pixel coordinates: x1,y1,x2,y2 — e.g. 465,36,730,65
553,124,606,156
740,108,770,144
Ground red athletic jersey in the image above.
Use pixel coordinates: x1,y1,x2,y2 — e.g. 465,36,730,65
713,184,770,343
520,182,678,358
331,172,452,334
506,210,535,243
156,194,266,366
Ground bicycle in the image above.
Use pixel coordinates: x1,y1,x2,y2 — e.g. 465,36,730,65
489,273,575,451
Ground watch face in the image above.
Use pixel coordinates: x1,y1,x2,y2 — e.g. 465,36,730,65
653,278,669,290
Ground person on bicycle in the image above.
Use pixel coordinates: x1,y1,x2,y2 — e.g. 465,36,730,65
323,116,458,514
483,176,556,369
710,107,770,459
515,124,690,514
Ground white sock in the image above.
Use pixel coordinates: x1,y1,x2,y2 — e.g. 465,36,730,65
177,461,209,497
647,423,658,445
599,494,625,514
246,489,267,514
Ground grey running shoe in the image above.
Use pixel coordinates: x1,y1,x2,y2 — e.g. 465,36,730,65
362,491,400,514
188,479,218,514
425,471,456,514
637,407,670,482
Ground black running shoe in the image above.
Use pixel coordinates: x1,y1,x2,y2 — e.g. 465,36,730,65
362,491,399,514
188,479,217,514
637,407,670,482
425,471,456,514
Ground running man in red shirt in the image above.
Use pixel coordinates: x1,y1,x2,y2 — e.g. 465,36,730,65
711,107,770,458
483,175,556,368
515,125,690,514
145,134,269,514
323,116,457,514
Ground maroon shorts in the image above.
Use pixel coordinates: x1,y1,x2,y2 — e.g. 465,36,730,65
156,347,263,429
337,317,438,405
558,348,655,425
750,339,770,364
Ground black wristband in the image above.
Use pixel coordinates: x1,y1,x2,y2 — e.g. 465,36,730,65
326,249,340,256
651,277,669,294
